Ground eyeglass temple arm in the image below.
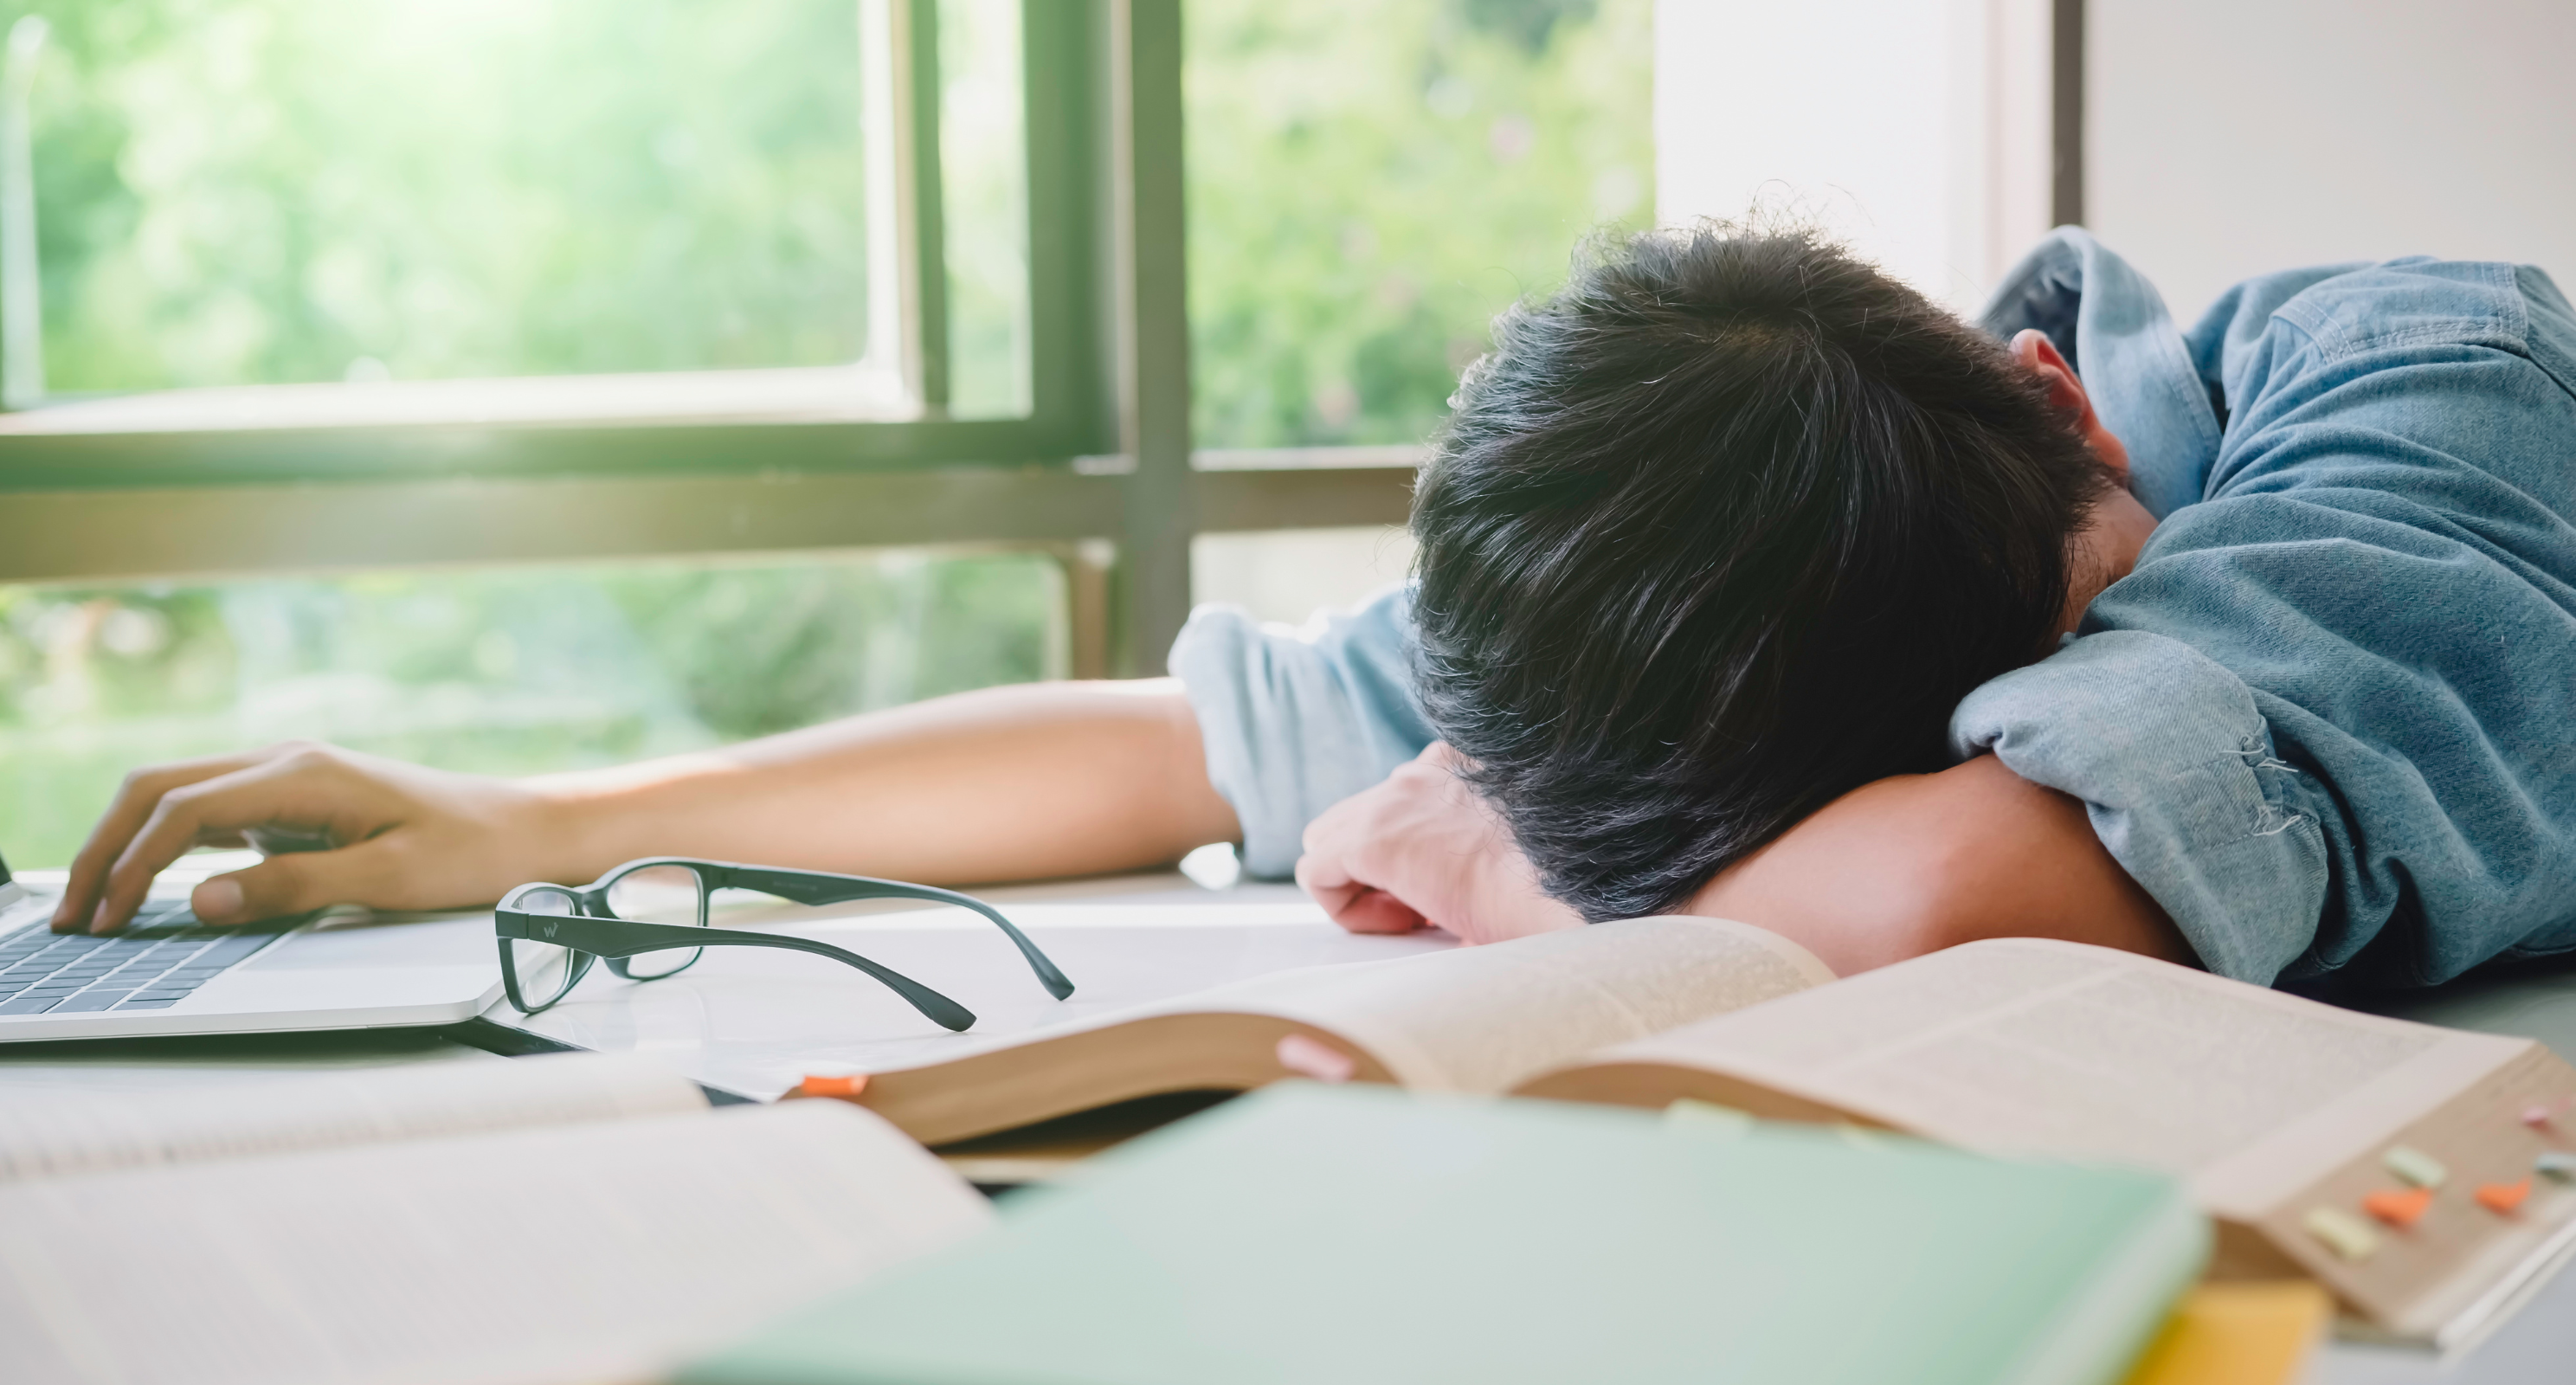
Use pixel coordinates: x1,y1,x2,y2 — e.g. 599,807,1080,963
529,914,976,1033
718,867,1077,1001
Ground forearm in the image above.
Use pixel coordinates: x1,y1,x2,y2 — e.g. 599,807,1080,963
525,679,1241,886
1687,755,2189,976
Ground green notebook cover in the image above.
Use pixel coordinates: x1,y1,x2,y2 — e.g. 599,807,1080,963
682,1085,2208,1385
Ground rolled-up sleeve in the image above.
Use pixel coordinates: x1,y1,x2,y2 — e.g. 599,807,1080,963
1965,251,2576,988
1951,632,2330,984
1167,585,1438,878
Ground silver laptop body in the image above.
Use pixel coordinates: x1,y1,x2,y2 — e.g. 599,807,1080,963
0,850,501,1043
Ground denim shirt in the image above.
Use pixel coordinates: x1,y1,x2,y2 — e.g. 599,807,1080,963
1175,231,2576,989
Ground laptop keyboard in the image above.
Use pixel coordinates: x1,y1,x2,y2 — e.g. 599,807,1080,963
0,905,286,1015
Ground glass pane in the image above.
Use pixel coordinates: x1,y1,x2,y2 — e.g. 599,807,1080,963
14,0,877,393
938,0,1030,419
0,551,1068,866
1184,0,1654,449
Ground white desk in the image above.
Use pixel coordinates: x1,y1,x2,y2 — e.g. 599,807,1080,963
4,875,2571,1383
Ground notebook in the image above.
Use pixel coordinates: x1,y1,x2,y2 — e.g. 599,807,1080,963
683,1083,2210,1385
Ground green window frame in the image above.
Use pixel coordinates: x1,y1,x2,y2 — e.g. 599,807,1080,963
0,0,1413,677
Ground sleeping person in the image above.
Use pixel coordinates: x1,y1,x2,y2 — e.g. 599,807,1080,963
54,222,2576,995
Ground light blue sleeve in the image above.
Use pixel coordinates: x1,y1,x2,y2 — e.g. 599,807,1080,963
1166,585,1438,879
1949,633,2329,985
1963,249,2576,989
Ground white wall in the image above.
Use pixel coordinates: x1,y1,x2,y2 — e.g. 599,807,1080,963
1655,0,2052,308
2090,0,2576,321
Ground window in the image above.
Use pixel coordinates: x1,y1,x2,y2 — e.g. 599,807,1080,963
0,0,1032,422
0,1,1644,863
0,551,1070,866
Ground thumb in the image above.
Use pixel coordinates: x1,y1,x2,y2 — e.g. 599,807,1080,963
192,840,399,924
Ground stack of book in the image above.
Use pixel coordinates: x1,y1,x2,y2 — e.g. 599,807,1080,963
4,918,2567,1384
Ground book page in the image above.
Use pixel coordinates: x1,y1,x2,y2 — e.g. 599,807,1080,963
0,1051,708,1183
0,1102,992,1385
1198,916,1832,1092
492,887,1461,1100
1579,939,2525,1201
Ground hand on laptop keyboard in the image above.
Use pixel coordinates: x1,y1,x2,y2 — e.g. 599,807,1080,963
53,741,564,935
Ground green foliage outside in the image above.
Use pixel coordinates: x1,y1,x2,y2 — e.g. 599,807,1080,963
13,0,877,390
1184,0,1652,448
0,556,1067,866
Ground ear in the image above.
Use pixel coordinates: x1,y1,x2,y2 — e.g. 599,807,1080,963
2010,329,2132,481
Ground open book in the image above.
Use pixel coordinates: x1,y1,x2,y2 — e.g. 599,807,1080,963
0,1053,991,1385
801,919,2576,1345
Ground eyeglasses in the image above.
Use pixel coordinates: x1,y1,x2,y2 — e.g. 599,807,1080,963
492,858,1073,1031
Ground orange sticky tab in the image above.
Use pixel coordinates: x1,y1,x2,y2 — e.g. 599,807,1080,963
2476,1179,2533,1214
796,1073,870,1099
2361,1187,2434,1228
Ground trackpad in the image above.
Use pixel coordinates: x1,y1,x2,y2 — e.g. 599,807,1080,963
248,912,494,970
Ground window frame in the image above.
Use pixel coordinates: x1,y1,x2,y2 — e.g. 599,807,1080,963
0,0,1414,676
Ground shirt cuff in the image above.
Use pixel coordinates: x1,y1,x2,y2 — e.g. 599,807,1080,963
1948,630,2328,984
1167,591,1432,879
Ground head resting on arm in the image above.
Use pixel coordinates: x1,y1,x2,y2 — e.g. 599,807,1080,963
1411,220,2149,923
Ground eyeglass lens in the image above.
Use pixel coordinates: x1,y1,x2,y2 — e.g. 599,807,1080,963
510,886,583,1008
602,864,708,980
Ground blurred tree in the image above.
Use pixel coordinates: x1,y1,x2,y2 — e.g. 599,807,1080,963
1184,0,1652,448
12,0,873,390
0,555,1066,866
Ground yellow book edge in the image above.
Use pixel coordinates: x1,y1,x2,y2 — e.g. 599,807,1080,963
2119,1281,2333,1385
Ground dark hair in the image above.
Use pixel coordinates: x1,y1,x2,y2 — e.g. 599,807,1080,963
1411,221,2112,921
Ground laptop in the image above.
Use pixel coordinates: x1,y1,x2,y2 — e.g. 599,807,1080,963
0,847,504,1042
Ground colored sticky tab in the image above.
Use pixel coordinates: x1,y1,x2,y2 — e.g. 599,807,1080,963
2361,1187,2434,1229
2383,1144,2448,1189
2523,1105,2555,1127
797,1073,870,1098
1274,1033,1358,1084
2302,1207,2380,1261
2538,1151,2576,1182
2476,1179,2533,1214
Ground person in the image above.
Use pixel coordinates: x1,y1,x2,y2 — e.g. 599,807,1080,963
51,222,2576,995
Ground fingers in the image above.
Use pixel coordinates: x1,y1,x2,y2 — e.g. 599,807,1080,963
190,838,406,925
1330,887,1428,935
1295,847,1426,936
55,748,284,932
89,747,383,933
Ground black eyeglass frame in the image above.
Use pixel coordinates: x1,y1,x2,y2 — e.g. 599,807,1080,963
491,857,1074,1032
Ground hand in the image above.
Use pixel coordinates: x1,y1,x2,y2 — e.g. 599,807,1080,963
53,742,572,935
1294,742,1583,945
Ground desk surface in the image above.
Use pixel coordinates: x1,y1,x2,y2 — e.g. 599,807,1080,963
3,873,2569,1385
